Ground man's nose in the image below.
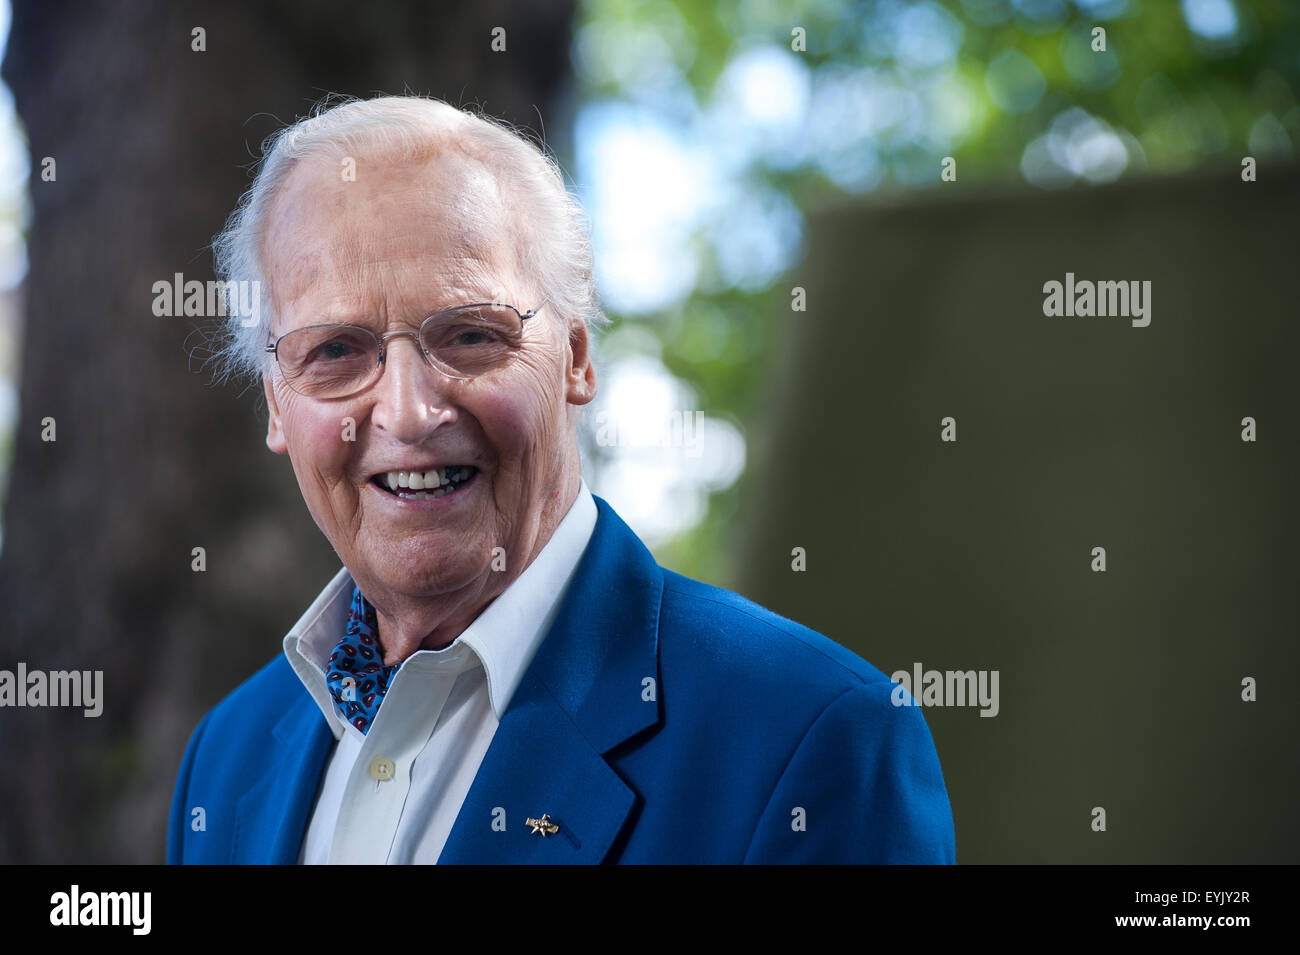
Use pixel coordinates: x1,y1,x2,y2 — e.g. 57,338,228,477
368,335,458,440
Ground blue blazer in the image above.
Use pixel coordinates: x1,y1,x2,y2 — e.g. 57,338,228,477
168,497,956,863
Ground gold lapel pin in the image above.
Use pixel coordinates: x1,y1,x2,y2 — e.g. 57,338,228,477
526,813,560,837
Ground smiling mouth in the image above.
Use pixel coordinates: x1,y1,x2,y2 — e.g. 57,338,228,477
370,465,478,501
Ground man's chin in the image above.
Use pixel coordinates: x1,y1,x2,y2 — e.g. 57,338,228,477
353,545,494,601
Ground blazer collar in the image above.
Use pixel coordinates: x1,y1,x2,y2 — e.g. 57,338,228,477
438,495,664,862
235,495,663,864
518,494,663,753
233,693,335,864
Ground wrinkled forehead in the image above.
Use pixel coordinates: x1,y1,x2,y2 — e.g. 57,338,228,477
260,146,522,319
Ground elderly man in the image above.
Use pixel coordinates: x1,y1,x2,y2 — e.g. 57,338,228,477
167,95,955,864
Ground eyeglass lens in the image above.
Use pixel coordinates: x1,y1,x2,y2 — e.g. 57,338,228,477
274,305,525,398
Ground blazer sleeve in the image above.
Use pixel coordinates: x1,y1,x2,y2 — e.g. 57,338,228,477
167,709,212,865
742,680,956,864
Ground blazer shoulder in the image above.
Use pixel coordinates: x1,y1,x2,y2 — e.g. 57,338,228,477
170,654,330,864
200,653,309,735
658,568,893,700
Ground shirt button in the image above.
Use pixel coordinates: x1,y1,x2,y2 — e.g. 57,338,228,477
368,757,396,782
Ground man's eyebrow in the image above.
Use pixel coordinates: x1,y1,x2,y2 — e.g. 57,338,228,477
296,292,389,325
284,282,505,325
296,307,382,326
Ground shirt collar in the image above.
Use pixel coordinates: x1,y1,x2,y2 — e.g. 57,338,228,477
283,480,598,738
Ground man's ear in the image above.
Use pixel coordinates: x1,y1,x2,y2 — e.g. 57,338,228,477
565,319,598,407
263,373,289,454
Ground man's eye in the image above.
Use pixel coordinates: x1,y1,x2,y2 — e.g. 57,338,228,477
452,329,492,346
317,340,357,360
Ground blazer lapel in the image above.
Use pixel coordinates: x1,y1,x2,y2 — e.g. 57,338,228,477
438,496,664,863
232,693,334,864
435,670,637,863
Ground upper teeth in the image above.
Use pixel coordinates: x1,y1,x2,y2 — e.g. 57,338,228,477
383,468,463,492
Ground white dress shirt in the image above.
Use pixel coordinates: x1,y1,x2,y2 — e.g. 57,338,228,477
282,481,597,864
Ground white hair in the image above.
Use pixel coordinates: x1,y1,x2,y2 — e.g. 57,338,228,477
207,94,606,387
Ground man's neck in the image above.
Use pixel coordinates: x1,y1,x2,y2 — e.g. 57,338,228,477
369,475,582,665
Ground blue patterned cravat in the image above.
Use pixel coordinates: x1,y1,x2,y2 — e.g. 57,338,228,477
325,586,401,734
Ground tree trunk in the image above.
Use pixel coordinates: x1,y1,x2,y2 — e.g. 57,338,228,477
0,0,576,863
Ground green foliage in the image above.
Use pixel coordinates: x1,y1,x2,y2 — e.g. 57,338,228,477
575,0,1299,584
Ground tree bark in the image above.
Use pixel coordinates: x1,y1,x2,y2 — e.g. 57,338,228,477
0,0,576,863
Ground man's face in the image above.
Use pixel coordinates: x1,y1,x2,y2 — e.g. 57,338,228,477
261,147,596,613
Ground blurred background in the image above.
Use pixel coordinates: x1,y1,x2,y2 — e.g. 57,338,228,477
0,0,1295,863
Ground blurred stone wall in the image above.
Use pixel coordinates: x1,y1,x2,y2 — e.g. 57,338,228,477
737,167,1300,863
